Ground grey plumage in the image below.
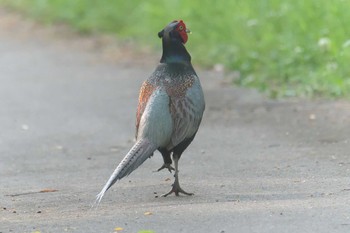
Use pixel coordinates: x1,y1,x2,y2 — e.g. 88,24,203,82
96,138,157,203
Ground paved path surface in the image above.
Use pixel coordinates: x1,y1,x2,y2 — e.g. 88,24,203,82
1,9,350,233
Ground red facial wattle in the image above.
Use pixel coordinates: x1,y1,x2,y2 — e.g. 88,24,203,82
176,20,188,44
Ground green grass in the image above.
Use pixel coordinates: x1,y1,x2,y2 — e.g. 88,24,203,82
1,0,350,98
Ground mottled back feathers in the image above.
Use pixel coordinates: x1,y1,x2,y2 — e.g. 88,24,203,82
135,63,204,150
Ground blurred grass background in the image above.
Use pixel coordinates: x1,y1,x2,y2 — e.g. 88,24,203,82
1,0,350,98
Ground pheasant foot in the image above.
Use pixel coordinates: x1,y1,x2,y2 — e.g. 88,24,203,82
162,178,193,197
155,163,174,173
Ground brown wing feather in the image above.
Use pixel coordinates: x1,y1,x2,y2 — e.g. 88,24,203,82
135,81,156,138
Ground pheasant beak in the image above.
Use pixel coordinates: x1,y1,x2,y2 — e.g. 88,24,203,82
186,29,191,34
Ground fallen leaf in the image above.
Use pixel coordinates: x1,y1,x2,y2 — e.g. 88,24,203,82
6,189,58,197
164,178,171,181
40,189,58,193
114,227,123,231
144,211,153,216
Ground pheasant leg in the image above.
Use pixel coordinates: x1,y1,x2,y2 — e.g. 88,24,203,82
162,155,193,197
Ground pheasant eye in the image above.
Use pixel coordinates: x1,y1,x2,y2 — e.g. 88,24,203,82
178,25,184,30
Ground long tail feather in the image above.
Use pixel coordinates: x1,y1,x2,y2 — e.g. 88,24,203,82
95,138,157,203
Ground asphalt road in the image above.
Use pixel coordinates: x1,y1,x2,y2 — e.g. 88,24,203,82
1,9,350,233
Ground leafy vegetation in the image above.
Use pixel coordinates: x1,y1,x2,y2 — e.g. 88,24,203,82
1,0,350,98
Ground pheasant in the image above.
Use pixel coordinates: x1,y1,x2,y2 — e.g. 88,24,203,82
96,20,205,202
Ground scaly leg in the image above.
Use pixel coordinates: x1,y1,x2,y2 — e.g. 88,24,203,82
162,154,193,197
155,149,174,173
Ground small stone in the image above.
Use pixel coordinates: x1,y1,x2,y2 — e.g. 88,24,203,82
213,64,224,72
110,147,119,152
55,145,63,150
309,114,316,120
21,124,29,130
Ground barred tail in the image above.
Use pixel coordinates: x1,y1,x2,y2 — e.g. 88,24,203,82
96,138,157,203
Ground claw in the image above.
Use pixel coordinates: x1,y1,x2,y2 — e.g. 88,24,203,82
154,163,175,173
162,181,194,197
